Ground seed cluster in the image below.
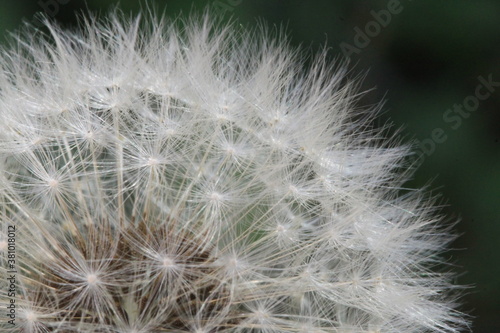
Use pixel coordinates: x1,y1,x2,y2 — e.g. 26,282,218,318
22,220,236,332
0,11,466,333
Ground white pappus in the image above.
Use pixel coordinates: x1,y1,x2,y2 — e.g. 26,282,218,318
0,9,467,333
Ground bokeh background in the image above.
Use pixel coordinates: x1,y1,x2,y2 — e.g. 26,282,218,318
1,1,498,331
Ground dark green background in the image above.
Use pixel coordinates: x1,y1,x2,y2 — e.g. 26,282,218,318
1,1,498,331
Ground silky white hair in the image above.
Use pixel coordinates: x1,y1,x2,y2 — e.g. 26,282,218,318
0,9,467,333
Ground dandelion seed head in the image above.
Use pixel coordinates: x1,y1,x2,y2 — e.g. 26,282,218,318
0,8,467,333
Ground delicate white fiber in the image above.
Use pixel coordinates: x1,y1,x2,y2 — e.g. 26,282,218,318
0,9,467,332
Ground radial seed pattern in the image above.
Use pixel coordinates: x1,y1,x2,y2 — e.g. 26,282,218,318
0,11,465,333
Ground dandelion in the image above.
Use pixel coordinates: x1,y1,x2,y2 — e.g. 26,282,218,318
0,9,467,333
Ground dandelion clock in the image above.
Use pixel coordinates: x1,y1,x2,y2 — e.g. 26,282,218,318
0,9,467,333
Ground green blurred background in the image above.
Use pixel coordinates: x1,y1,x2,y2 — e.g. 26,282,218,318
1,1,498,331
